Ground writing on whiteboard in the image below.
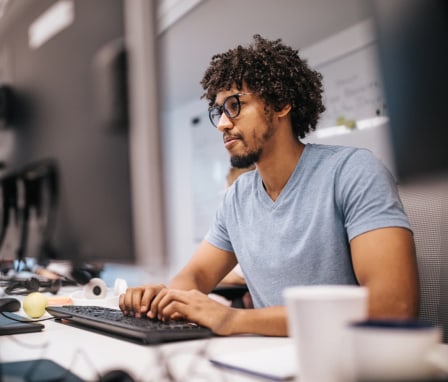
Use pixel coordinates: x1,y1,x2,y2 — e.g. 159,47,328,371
315,43,386,129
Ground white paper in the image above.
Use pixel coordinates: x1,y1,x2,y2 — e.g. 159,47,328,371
209,343,297,381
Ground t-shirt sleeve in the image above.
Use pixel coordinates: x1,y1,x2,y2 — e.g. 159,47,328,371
336,149,412,241
204,190,235,252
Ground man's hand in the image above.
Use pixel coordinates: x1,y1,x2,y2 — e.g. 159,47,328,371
119,284,166,318
150,288,237,335
119,285,237,335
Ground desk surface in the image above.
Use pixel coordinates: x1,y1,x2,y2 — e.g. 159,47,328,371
0,292,295,382
3,284,448,382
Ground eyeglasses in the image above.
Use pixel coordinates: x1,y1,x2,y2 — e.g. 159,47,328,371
208,93,252,128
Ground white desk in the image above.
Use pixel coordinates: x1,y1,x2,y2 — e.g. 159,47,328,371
3,285,448,382
0,302,295,381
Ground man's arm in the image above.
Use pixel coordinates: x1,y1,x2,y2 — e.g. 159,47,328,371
156,242,287,336
351,226,419,319
167,240,238,292
119,240,289,336
151,288,288,336
120,241,237,319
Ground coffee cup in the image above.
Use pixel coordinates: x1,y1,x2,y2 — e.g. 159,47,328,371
283,285,368,382
349,319,447,381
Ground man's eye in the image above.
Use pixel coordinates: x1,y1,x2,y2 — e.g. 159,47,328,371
226,101,239,114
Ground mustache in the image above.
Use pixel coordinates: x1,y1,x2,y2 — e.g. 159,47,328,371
223,133,243,143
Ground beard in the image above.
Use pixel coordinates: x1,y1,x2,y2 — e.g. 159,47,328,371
229,113,276,168
230,149,261,168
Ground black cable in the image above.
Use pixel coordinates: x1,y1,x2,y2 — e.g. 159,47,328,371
0,311,71,323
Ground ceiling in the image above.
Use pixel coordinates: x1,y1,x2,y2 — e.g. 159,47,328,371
0,0,374,113
157,0,373,112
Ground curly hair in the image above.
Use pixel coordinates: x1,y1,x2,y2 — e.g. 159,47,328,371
200,35,325,139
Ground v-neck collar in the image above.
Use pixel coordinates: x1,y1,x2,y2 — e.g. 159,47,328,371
257,144,309,209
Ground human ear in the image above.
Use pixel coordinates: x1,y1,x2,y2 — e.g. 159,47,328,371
276,103,292,118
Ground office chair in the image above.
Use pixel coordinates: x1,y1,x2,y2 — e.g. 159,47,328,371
398,178,448,343
212,284,250,309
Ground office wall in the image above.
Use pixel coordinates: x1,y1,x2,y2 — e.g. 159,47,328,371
162,98,207,273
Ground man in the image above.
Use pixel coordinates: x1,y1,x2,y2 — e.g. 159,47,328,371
119,35,419,336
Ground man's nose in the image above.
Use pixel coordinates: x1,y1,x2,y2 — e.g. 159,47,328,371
216,113,233,132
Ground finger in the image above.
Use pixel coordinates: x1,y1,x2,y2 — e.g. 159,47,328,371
160,300,183,320
122,288,133,313
148,287,169,319
157,290,192,320
118,293,125,312
140,284,165,314
160,290,224,321
170,312,185,321
129,288,145,316
160,300,194,322
140,289,153,313
120,287,139,315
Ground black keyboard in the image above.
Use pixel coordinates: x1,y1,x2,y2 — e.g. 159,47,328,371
46,305,212,344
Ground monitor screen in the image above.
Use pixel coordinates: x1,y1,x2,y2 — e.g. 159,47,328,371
0,0,167,273
371,0,448,183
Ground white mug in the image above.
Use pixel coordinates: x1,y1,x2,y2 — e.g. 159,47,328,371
283,285,368,382
349,319,447,381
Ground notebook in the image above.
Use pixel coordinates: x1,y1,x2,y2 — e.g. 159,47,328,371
0,312,45,335
209,343,297,381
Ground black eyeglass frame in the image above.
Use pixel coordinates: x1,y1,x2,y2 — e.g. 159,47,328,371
208,92,252,128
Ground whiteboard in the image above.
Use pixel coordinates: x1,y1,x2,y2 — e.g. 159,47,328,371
315,42,385,129
301,19,386,129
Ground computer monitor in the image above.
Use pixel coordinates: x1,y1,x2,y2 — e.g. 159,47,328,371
0,0,167,275
371,0,448,183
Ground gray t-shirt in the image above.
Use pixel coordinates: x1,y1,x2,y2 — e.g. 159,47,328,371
205,144,411,308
